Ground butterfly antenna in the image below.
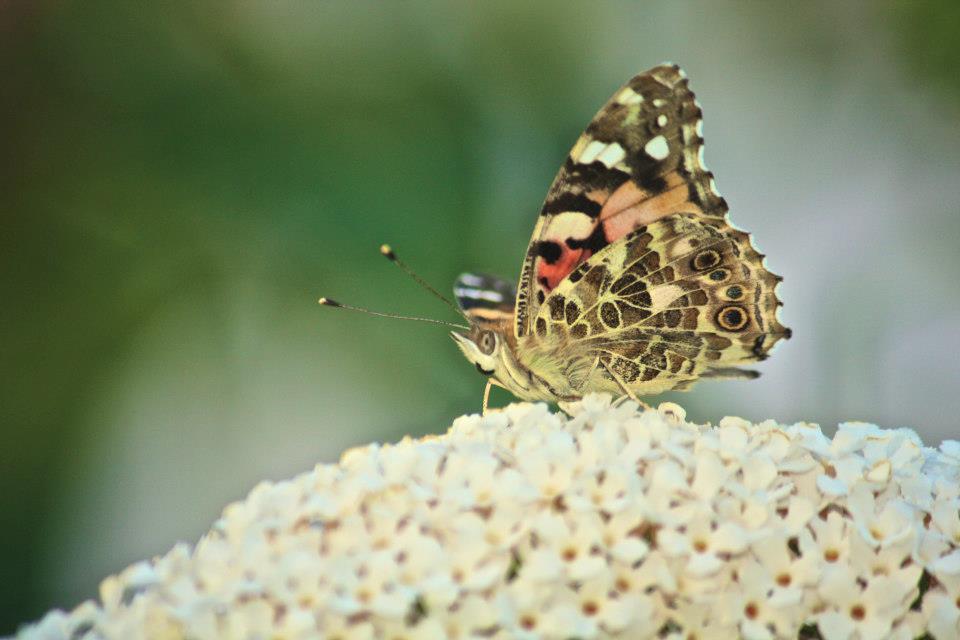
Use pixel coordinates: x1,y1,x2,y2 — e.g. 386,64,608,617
318,298,470,330
379,244,468,319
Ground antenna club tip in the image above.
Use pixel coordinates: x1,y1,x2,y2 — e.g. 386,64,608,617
318,297,341,307
379,244,396,260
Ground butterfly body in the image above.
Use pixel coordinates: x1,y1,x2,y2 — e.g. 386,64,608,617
452,64,790,405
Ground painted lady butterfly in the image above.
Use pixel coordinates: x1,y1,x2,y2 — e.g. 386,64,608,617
449,64,790,409
323,64,790,411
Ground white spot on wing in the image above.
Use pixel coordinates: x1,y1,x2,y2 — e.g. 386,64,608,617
657,114,668,127
697,146,708,170
648,284,685,311
569,136,589,161
695,119,703,137
653,98,666,108
596,142,626,167
577,140,607,164
459,274,485,287
644,135,670,161
576,140,627,168
544,212,594,240
616,88,643,105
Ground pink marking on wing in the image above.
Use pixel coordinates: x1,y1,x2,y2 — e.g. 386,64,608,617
598,173,702,240
537,245,588,291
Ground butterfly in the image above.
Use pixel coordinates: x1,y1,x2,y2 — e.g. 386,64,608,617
448,64,790,410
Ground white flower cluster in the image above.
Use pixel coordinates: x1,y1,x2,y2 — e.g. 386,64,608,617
20,396,960,640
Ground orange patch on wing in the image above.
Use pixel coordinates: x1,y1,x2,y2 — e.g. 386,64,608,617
598,172,704,240
537,245,586,291
585,190,610,209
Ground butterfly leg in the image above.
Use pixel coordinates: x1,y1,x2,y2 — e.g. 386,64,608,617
557,401,578,415
600,359,652,411
481,379,493,416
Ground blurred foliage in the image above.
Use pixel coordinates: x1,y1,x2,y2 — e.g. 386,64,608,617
2,0,960,634
892,0,960,107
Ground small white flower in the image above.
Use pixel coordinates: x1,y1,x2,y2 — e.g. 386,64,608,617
752,533,820,606
571,575,650,634
804,510,852,567
659,508,750,577
897,473,934,510
931,549,960,577
790,421,834,458
564,461,641,514
930,499,960,548
600,504,651,565
495,580,560,639
527,511,607,582
513,431,578,500
717,416,752,459
817,567,915,639
689,449,728,502
846,484,915,548
848,524,920,587
781,495,817,536
612,549,677,597
922,576,960,639
719,558,805,639
833,422,885,456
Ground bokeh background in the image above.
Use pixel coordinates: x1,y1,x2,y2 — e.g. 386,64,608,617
3,0,959,633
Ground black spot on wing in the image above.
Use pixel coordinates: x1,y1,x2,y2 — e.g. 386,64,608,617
633,168,667,194
565,224,609,254
541,192,602,217
531,240,563,264
568,263,589,283
554,158,629,196
535,317,547,337
548,295,565,321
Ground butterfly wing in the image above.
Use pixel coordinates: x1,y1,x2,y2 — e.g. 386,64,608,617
454,272,516,326
515,63,727,339
528,214,790,395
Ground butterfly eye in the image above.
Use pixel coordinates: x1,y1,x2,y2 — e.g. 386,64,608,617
479,331,497,355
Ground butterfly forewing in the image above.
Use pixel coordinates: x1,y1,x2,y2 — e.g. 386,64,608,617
515,64,728,339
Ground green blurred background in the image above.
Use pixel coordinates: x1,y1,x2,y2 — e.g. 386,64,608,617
2,0,959,633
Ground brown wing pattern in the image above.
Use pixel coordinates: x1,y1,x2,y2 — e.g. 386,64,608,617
515,64,727,339
528,214,790,394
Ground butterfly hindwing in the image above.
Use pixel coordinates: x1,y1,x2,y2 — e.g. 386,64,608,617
516,64,728,339
527,214,789,395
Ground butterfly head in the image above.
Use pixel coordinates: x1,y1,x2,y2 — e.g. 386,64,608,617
450,272,524,384
450,323,507,378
